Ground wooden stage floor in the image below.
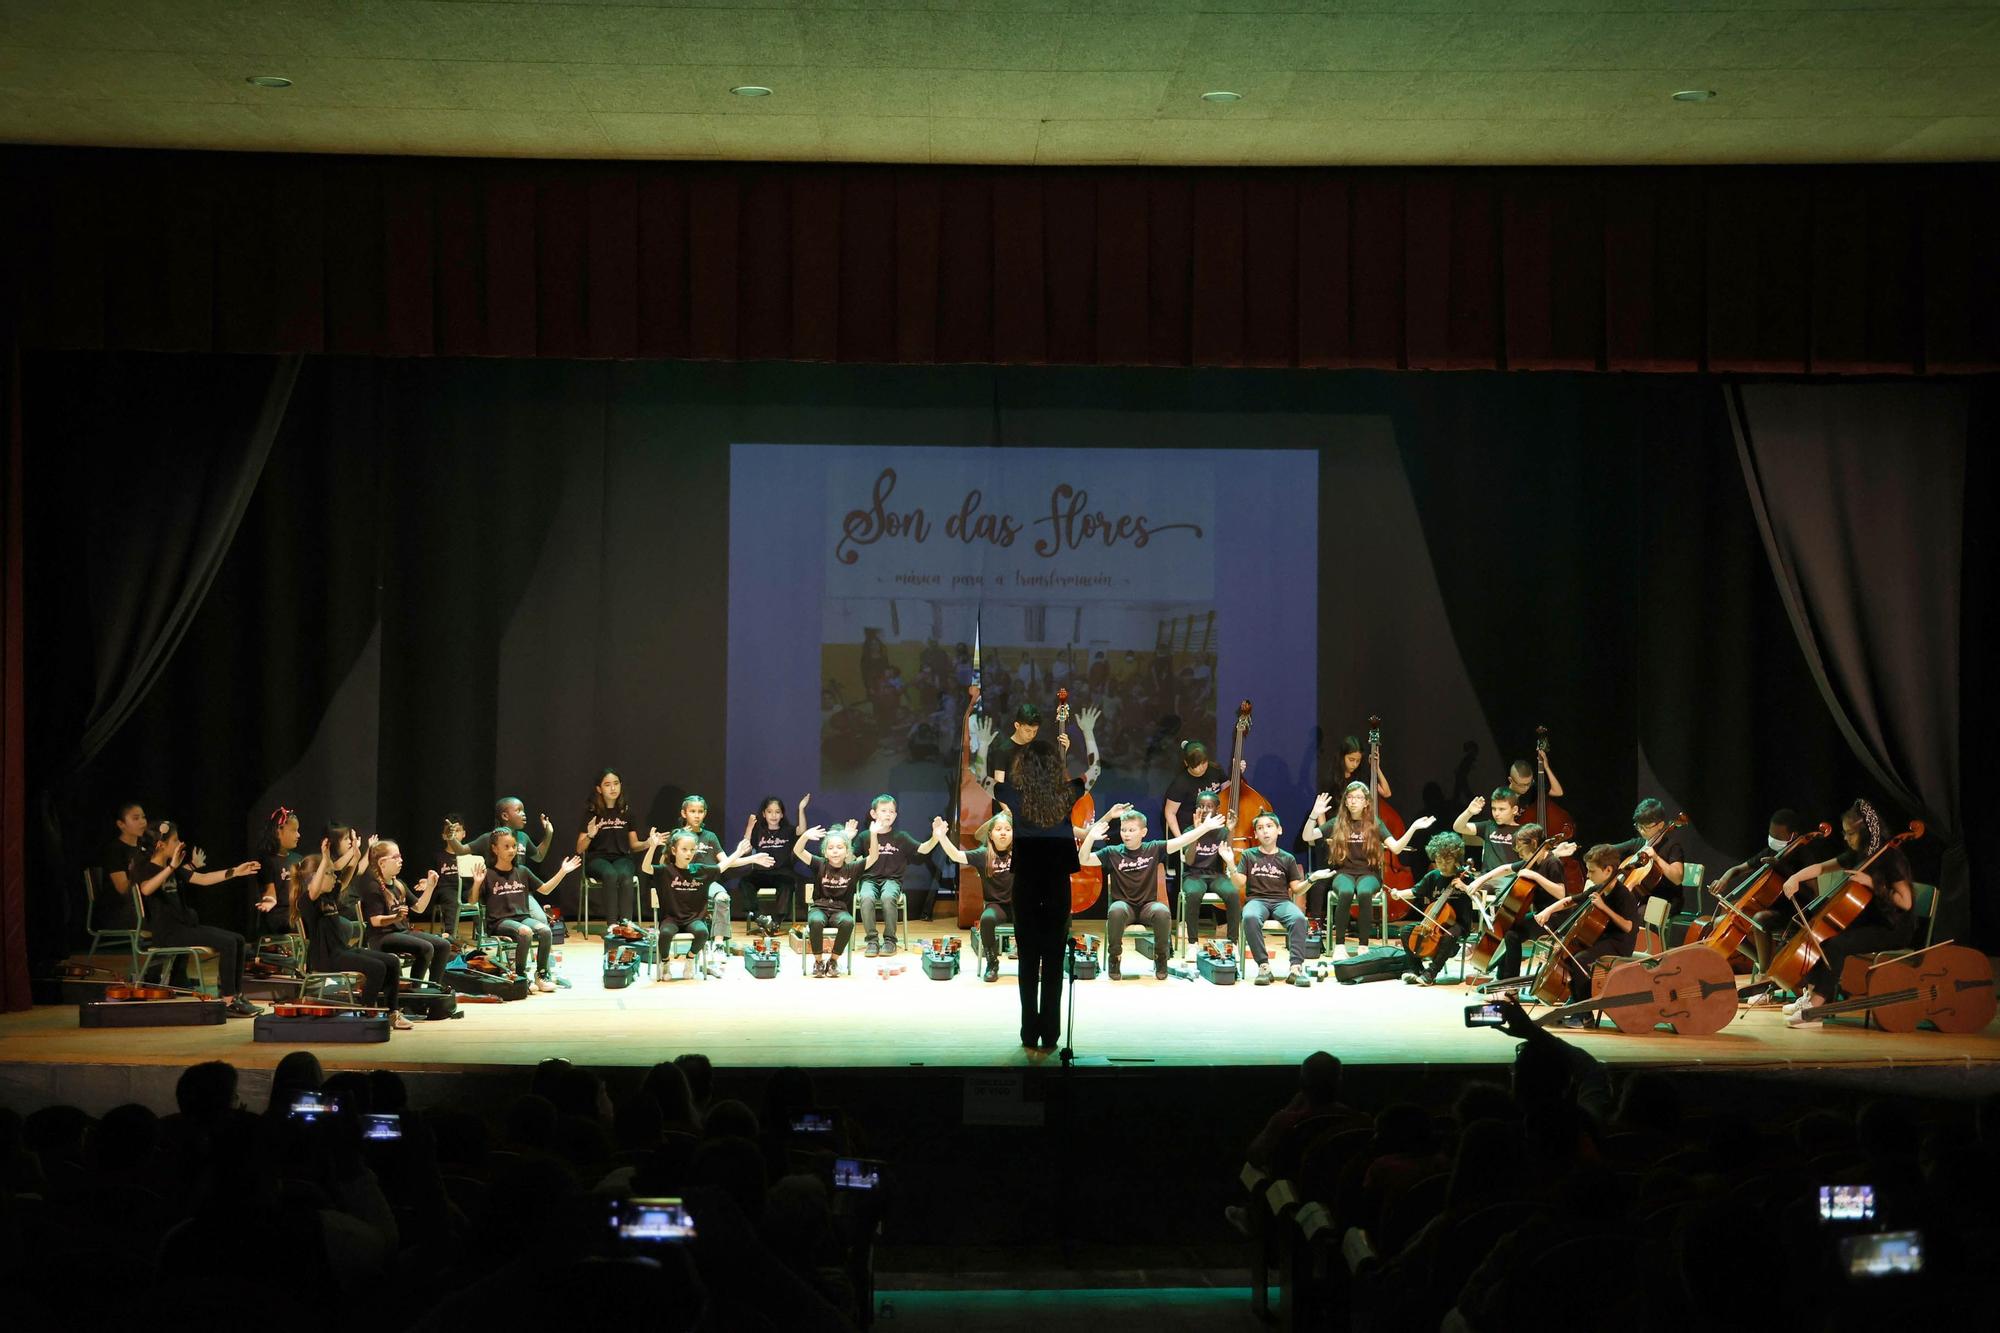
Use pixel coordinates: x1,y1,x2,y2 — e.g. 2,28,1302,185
6,935,1999,1090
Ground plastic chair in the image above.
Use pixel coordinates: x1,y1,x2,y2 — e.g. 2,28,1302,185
1910,882,1939,947
1640,895,1672,955
82,867,140,966
129,877,214,992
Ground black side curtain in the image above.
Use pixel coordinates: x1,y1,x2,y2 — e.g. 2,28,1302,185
2,335,26,1010
1729,381,1970,940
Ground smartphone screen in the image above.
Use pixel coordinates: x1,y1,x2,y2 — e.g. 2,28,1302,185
1464,1002,1507,1028
791,1110,835,1138
612,1197,696,1244
1819,1184,1875,1223
362,1112,402,1142
834,1157,882,1191
1839,1230,1923,1279
288,1091,330,1123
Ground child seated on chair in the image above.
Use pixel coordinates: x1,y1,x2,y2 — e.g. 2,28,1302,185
858,794,924,958
931,810,1013,983
1179,787,1242,962
472,827,582,994
1080,804,1224,981
1233,812,1320,988
642,829,766,977
794,825,861,977
1396,831,1480,987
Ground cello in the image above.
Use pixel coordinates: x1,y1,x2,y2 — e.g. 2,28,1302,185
1686,821,1833,967
1402,864,1477,961
1217,701,1275,850
1764,822,1925,993
1532,727,1583,893
1464,822,1574,973
1527,878,1622,1007
1056,688,1102,914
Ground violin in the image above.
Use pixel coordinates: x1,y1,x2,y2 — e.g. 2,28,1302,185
1687,822,1833,967
1056,688,1102,914
1807,943,1996,1035
1533,945,1738,1035
1402,865,1476,960
102,981,182,1001
1464,822,1573,973
1764,823,1923,993
1532,727,1583,894
1618,812,1690,895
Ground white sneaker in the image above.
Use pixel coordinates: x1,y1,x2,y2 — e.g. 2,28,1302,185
1782,984,1816,1016
1744,988,1781,1008
534,977,557,993
1786,995,1827,1028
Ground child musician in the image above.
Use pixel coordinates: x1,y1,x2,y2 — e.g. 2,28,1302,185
1231,812,1319,988
641,828,764,974
1079,804,1226,981
473,828,584,992
1464,823,1575,984
1609,797,1688,912
1301,782,1435,957
930,812,1014,983
858,794,923,958
1453,787,1528,874
1534,844,1638,1027
1177,787,1243,962
1397,831,1478,987
793,825,862,977
1778,800,1916,1026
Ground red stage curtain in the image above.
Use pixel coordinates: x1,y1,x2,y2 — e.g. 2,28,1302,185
4,151,1993,373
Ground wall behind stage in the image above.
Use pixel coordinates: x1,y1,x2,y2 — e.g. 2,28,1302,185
24,354,1898,953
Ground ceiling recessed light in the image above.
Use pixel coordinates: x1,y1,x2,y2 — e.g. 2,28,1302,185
1200,90,1244,103
1671,89,1716,103
730,85,773,98
245,75,293,89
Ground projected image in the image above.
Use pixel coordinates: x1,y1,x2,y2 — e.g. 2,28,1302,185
820,600,1219,793
727,442,1317,830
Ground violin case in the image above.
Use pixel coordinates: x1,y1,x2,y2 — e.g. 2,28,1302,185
80,997,227,1027
921,939,961,980
602,946,640,990
1066,934,1101,981
253,1011,392,1043
743,937,783,978
1196,943,1239,985
444,952,532,1001
397,981,460,1020
1331,944,1408,985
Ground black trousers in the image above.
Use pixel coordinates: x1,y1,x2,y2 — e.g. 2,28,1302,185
1011,838,1073,1047
978,903,1013,959
154,923,246,995
807,907,854,956
743,870,801,922
1809,917,1917,998
587,855,639,923
325,946,403,1009
375,930,453,986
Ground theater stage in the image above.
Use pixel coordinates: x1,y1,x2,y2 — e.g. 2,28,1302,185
5,934,1999,1111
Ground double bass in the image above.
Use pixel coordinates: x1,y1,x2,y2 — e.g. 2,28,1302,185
1810,943,1996,1034
1764,822,1924,993
1217,701,1275,849
955,672,992,930
1056,688,1101,914
1364,717,1414,905
1532,945,1739,1036
1532,727,1583,893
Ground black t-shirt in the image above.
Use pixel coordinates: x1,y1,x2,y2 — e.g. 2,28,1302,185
1471,819,1521,873
750,824,797,874
483,862,546,921
808,855,859,912
1239,847,1304,903
356,870,416,946
987,737,1023,788
965,845,1016,907
1410,868,1474,913
1591,878,1641,955
1162,768,1214,831
1319,818,1392,875
257,849,298,913
864,829,922,883
466,825,543,866
1183,825,1228,876
679,827,726,867
1839,845,1914,929
647,860,720,922
97,842,142,929
1095,838,1168,907
1610,831,1688,899
583,809,635,861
